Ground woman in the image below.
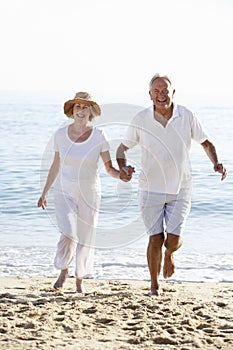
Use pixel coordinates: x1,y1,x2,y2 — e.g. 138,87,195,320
38,92,133,293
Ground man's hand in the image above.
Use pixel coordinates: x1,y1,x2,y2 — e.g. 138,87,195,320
214,163,227,181
119,166,135,182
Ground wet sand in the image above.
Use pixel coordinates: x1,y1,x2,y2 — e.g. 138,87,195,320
0,277,232,349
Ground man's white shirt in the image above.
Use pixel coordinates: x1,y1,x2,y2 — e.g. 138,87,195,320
123,104,208,194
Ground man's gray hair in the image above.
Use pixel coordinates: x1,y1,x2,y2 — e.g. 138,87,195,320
149,73,173,90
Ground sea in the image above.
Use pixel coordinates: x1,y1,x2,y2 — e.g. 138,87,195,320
0,91,233,283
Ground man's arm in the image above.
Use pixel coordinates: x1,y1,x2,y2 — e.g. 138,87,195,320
201,139,227,181
116,143,128,169
116,143,135,177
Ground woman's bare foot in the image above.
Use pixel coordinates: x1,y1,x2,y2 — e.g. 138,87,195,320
163,251,175,278
76,278,85,293
53,269,68,290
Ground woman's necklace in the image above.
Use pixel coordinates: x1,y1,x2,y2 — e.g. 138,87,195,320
69,124,92,143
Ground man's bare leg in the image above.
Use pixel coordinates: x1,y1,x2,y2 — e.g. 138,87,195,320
76,278,85,293
53,268,68,290
163,233,182,278
147,233,164,296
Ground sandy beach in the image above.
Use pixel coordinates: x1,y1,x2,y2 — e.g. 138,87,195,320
0,277,232,350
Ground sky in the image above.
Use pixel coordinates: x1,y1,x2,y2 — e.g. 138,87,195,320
0,0,233,106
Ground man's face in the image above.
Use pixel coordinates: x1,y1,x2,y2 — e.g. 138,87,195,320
149,78,175,110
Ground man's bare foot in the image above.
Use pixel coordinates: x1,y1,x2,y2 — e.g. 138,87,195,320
76,278,85,293
150,287,160,296
163,251,175,278
53,269,68,290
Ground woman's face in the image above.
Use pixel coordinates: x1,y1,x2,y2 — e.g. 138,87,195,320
73,103,91,121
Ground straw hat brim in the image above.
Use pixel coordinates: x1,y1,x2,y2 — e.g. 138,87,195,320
64,97,101,117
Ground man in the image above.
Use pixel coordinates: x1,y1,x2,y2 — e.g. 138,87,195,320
116,73,227,296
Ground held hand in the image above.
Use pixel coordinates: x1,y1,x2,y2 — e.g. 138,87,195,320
119,165,135,182
214,163,227,181
37,195,47,209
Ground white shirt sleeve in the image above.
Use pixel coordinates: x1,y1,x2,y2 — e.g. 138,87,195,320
100,130,110,152
191,113,209,144
122,116,140,149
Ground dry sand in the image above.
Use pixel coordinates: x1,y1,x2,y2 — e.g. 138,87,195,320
0,277,232,349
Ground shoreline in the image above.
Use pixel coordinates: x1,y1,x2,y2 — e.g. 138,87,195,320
0,277,232,349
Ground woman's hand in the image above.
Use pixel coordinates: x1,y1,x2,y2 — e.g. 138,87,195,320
38,195,47,210
119,166,135,182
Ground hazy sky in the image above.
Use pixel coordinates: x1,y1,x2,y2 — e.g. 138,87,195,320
0,0,233,105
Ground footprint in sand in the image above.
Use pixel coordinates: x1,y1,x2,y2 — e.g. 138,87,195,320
96,318,115,325
83,306,97,314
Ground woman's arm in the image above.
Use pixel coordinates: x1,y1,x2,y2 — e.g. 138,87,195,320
38,152,60,209
201,139,227,181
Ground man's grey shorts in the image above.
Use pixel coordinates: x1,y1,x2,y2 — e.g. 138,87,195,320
138,187,192,236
